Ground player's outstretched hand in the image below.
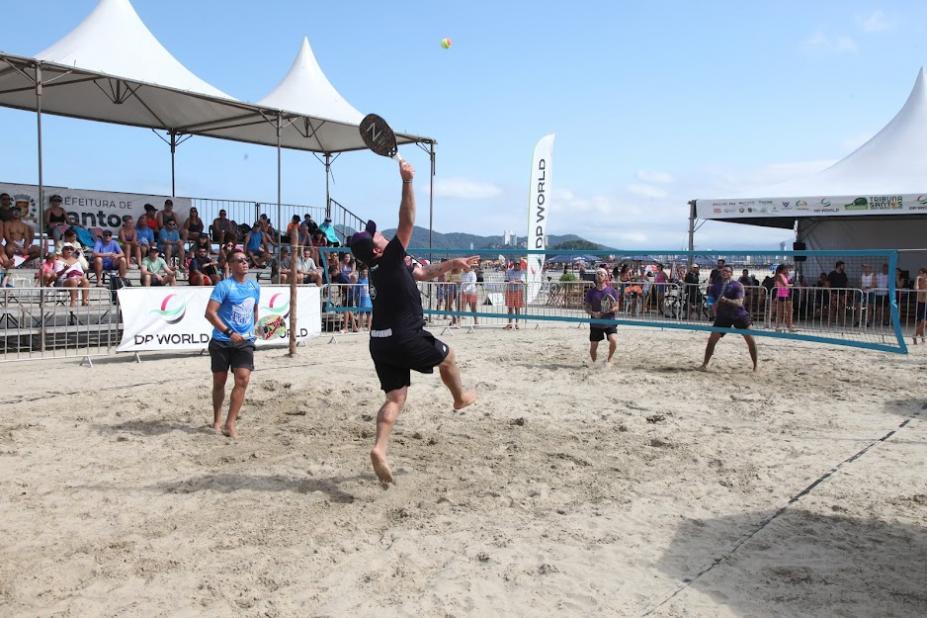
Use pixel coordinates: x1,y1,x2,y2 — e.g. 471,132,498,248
452,256,480,271
399,160,415,182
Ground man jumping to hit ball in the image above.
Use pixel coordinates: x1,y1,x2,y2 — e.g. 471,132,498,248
349,160,477,486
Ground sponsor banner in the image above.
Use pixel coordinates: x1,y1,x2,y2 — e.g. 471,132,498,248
697,193,927,219
0,182,191,233
526,134,555,303
116,285,321,352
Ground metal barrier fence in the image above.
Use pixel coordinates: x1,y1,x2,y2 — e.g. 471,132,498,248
0,286,118,362
190,197,365,246
319,277,906,352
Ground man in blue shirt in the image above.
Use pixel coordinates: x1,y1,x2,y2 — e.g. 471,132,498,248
204,250,260,438
158,220,186,270
92,229,127,284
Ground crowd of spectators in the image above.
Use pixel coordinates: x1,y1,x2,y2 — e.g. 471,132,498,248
0,192,347,291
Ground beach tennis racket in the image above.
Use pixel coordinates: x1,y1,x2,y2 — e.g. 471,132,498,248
257,315,287,340
360,113,403,161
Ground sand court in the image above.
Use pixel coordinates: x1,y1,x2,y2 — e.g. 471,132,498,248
1,327,925,616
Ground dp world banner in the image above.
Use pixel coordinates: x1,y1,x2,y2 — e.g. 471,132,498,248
116,285,321,352
0,182,191,233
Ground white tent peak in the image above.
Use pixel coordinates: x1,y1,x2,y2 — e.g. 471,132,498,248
257,36,364,125
36,0,232,99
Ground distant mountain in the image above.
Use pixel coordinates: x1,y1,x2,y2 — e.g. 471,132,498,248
377,226,606,251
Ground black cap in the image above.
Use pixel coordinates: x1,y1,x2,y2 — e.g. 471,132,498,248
50,194,62,203
349,220,378,263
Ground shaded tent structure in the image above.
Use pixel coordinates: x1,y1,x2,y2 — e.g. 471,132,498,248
691,67,927,274
0,0,435,242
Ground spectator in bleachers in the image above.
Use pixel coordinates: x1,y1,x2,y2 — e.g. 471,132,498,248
303,213,319,235
181,206,205,244
319,217,341,246
296,246,322,285
218,240,237,278
310,229,325,264
57,230,90,269
119,215,141,268
156,199,177,229
19,245,42,269
56,244,90,306
92,229,128,284
244,222,270,268
135,204,159,238
188,246,220,286
44,194,69,241
258,213,277,244
192,233,212,255
38,250,58,286
211,209,237,245
286,215,302,245
158,219,186,269
0,192,12,222
135,217,155,253
4,205,34,258
141,246,176,286
275,246,293,284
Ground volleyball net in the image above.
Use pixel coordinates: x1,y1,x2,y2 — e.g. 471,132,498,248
319,248,909,354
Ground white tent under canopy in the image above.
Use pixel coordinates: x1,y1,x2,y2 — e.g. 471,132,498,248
691,67,927,272
0,0,435,240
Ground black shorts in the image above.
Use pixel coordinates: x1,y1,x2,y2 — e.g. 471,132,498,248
917,302,927,321
209,338,255,373
589,325,617,342
712,314,751,337
369,330,450,392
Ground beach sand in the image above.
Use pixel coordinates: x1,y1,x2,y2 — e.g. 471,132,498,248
1,326,925,616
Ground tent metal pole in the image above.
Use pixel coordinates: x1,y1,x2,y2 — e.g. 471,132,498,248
429,142,435,260
36,63,46,353
169,130,177,197
324,152,331,220
35,65,45,246
276,112,282,254
686,200,696,267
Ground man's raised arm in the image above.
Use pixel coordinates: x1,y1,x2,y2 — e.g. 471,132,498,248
395,161,416,248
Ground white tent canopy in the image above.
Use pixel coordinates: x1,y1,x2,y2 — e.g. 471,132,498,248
695,67,927,223
0,0,430,153
258,37,364,126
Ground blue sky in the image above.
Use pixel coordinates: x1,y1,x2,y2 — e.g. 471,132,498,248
1,0,926,249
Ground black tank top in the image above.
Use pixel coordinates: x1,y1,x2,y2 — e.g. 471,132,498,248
48,209,66,224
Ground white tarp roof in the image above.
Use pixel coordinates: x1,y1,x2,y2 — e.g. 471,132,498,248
0,0,431,153
696,68,927,221
258,37,364,126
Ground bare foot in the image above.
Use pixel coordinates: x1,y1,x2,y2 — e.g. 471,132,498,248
370,449,393,486
222,423,239,439
453,390,477,410
697,364,708,372
213,422,222,433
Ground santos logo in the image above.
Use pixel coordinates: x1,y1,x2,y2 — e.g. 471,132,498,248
150,293,188,324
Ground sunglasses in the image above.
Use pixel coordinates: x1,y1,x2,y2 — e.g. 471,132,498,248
229,258,248,264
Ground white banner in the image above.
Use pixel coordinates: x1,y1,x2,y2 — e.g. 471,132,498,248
526,134,555,303
0,182,191,234
697,193,927,220
116,285,321,352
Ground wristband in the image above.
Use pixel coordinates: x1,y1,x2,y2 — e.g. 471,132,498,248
402,179,413,184
224,327,233,336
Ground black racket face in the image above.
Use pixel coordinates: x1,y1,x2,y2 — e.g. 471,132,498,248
360,113,398,158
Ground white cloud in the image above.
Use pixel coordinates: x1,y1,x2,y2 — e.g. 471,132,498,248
428,177,503,200
552,188,615,215
803,31,857,53
627,183,669,199
860,10,890,32
635,170,674,184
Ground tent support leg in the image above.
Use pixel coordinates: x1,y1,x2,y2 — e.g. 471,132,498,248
170,130,177,197
324,152,332,220
687,200,696,267
429,142,435,261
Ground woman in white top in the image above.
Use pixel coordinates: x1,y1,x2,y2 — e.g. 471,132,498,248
56,244,90,306
459,268,479,326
